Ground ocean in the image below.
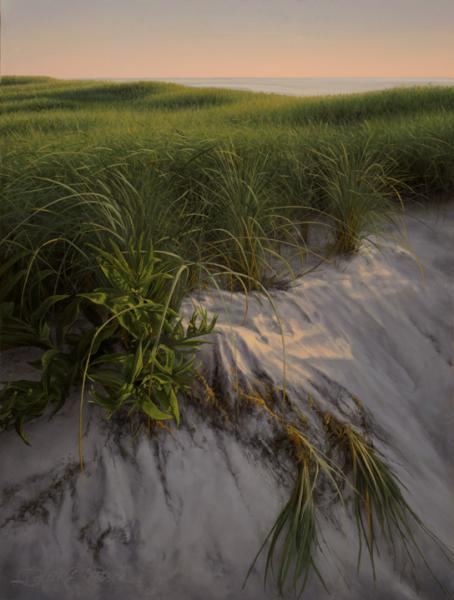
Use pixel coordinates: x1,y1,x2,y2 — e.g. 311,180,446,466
115,77,454,97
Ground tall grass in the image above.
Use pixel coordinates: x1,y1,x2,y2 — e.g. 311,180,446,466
2,79,453,297
313,141,402,253
197,149,307,288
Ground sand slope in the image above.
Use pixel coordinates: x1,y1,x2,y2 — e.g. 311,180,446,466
0,206,453,600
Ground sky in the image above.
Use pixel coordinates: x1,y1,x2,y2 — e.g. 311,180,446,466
3,0,454,79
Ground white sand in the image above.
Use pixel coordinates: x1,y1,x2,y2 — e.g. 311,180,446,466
0,205,453,599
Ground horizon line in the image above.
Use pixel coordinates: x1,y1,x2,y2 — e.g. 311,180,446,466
3,74,454,81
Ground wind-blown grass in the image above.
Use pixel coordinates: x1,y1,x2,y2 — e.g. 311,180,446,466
241,393,453,596
259,463,321,596
312,141,401,253
2,78,453,302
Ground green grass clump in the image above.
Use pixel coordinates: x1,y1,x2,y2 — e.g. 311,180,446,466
240,393,452,597
322,414,423,570
313,142,401,253
251,425,334,597
197,149,306,288
260,463,320,595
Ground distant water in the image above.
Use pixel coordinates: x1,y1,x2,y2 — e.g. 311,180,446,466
116,77,454,97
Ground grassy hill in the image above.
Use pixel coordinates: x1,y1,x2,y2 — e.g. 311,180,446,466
2,75,453,308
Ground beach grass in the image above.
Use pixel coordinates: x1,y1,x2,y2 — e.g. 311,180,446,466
2,77,453,306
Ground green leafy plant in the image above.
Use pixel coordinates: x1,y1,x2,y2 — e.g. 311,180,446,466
0,241,216,457
0,295,85,442
78,242,216,461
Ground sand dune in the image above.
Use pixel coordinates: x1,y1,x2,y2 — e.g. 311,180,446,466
1,206,453,599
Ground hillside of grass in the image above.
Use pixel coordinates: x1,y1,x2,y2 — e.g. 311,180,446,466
2,76,454,283
1,74,454,423
1,74,454,411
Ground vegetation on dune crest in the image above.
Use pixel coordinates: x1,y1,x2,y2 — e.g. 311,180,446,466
1,77,453,595
313,142,401,253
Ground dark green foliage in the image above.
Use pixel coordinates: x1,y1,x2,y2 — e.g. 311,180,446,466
0,242,216,447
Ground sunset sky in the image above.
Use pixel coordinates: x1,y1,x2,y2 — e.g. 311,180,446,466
3,0,454,79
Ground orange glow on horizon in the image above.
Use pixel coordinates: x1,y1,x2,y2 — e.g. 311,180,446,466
3,0,454,79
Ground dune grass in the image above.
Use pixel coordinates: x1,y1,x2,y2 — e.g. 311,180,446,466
1,77,453,595
2,77,453,306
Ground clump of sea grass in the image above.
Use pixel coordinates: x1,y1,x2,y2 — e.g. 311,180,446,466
263,461,321,596
313,141,401,254
199,149,307,290
247,392,452,597
321,411,449,585
245,414,336,597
